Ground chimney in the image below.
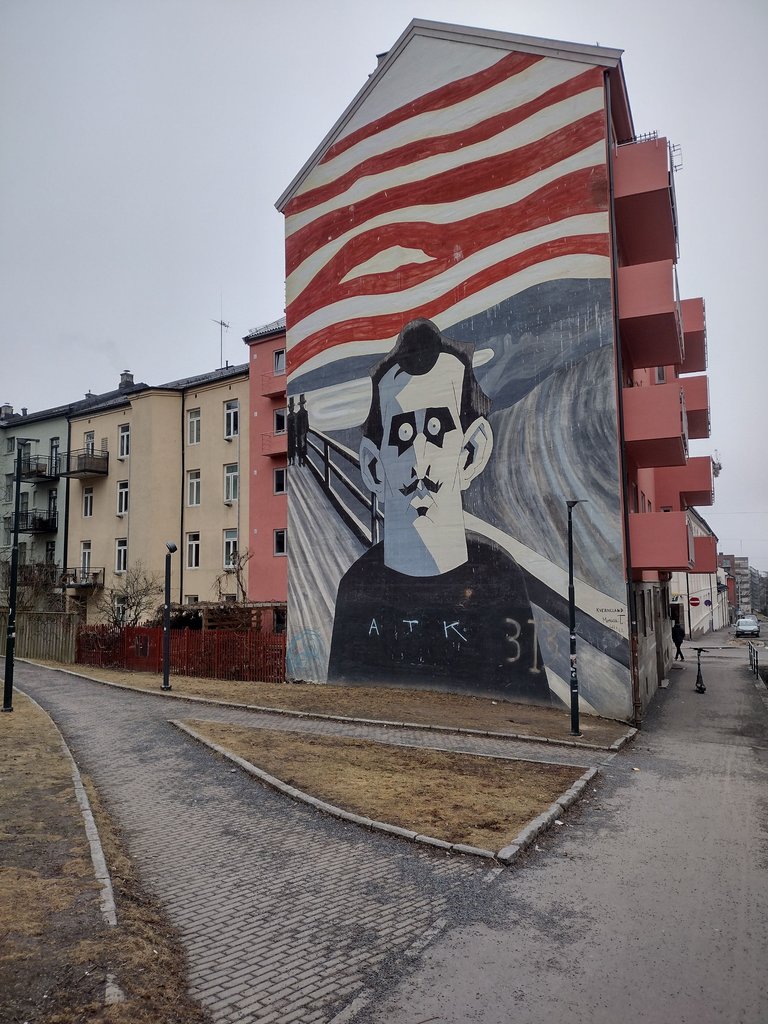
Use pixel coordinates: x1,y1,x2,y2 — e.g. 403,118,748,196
119,370,134,390
1,403,13,418
21,407,27,416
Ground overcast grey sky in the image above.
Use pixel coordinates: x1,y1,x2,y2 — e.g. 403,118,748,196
1,0,766,568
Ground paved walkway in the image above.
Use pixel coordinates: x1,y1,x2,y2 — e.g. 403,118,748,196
14,661,608,1024
15,634,767,1024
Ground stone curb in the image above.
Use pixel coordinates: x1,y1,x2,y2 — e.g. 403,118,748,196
171,720,598,865
496,766,599,863
21,660,635,752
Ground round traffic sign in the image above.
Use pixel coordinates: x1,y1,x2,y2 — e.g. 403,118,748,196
690,597,701,606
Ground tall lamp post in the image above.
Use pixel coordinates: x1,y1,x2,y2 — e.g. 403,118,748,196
162,542,177,691
3,438,35,713
566,499,585,736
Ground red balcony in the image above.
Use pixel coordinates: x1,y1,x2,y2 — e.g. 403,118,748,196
692,535,718,574
629,511,694,571
622,382,687,468
679,298,707,374
262,431,287,457
680,375,710,439
261,370,286,398
618,260,684,369
613,137,678,265
653,456,715,510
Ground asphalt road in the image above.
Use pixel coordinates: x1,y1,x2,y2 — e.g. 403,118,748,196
357,640,768,1024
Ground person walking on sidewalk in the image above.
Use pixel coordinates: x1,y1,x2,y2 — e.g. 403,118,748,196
672,621,686,661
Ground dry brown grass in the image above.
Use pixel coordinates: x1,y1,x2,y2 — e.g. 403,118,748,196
185,721,584,851
0,693,211,1024
32,660,628,747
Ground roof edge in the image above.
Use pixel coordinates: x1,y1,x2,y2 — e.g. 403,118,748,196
276,18,625,211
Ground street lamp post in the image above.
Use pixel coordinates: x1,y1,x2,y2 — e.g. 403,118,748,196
162,542,177,691
3,439,35,713
566,500,585,736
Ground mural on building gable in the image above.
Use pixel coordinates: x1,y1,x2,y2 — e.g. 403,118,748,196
282,29,633,720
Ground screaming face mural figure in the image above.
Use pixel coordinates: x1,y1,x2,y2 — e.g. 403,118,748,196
328,318,551,702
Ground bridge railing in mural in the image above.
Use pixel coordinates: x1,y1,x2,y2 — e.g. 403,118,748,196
304,427,383,548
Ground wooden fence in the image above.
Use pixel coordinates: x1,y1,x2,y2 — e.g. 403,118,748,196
76,625,286,683
0,611,79,663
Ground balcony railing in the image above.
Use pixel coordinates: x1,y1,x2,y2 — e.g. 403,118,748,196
614,137,678,265
261,370,286,397
629,511,694,571
679,298,707,374
618,260,685,369
622,381,688,468
1,562,60,590
262,431,287,457
11,509,59,533
60,448,109,478
19,454,60,482
59,567,106,589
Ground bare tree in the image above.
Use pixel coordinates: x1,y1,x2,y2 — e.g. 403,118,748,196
212,547,253,603
95,561,163,626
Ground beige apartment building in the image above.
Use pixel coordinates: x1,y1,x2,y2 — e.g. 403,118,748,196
65,365,249,621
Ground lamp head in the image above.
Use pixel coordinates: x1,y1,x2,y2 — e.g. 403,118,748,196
165,541,177,554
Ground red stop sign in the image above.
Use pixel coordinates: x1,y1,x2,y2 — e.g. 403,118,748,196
690,597,701,606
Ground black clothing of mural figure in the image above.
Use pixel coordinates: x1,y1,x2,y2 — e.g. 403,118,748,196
328,533,548,701
672,622,686,661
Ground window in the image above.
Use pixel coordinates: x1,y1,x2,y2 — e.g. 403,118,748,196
224,463,239,502
81,541,91,575
187,532,200,568
274,409,287,434
84,431,95,455
224,399,239,439
115,538,128,573
118,423,130,459
48,488,57,516
187,469,201,506
274,349,286,375
274,529,287,556
114,595,128,623
185,595,198,605
6,436,14,454
655,366,666,383
49,437,60,474
117,480,129,516
273,608,287,634
45,541,56,564
223,529,238,568
83,487,93,517
187,408,201,445
274,467,286,494
4,473,12,502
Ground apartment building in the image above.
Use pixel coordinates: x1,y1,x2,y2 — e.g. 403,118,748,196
0,374,149,606
669,510,726,635
243,318,287,631
274,20,714,722
64,365,249,620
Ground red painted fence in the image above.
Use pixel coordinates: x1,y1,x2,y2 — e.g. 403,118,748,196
76,626,286,683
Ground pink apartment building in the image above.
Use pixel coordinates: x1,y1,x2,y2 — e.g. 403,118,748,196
244,319,287,630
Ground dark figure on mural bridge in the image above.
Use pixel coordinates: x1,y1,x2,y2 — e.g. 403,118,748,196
672,621,686,661
296,394,310,467
287,396,297,467
328,318,550,703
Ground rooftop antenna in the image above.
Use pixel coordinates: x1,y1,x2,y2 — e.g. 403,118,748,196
211,293,230,368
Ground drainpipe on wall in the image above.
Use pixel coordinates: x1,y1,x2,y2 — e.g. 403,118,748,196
179,393,185,605
685,571,692,639
605,73,643,727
